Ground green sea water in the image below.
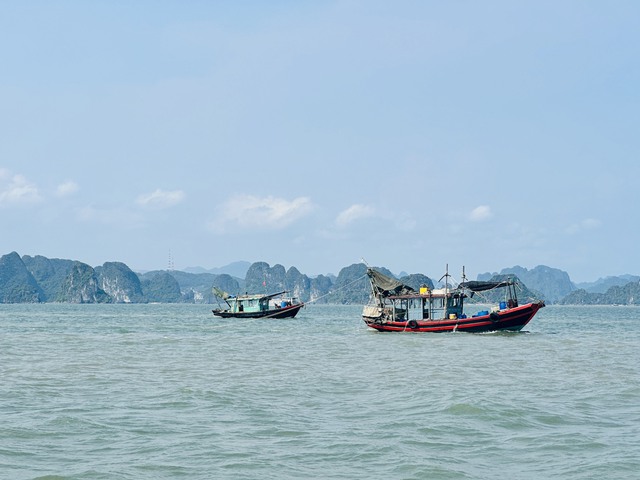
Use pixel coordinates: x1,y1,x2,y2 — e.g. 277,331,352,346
1,304,639,479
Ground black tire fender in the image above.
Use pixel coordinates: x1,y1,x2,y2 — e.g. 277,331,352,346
407,320,419,329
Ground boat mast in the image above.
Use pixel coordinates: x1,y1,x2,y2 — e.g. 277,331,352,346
444,264,450,318
460,266,467,311
440,263,450,293
437,264,456,318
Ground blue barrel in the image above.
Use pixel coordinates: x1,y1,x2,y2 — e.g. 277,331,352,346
499,301,507,310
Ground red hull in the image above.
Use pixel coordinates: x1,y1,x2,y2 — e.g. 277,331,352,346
364,301,544,333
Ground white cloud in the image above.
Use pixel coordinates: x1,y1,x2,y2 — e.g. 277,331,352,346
336,204,376,227
565,218,602,235
0,173,42,205
469,205,492,222
136,189,185,208
211,195,313,232
55,180,79,197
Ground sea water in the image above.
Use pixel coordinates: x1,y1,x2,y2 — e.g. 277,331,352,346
1,304,639,479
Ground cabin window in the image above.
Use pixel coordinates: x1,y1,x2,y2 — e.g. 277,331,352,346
447,296,462,309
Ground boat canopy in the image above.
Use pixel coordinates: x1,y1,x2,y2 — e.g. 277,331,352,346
257,290,288,300
367,268,415,297
213,288,289,301
458,280,514,292
212,287,230,299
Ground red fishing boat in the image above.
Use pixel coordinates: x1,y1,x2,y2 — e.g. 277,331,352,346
362,267,544,333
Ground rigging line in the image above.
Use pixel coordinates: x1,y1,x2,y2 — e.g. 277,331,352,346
303,272,369,306
260,304,303,320
255,272,370,319
468,285,502,303
213,273,370,321
470,290,493,304
464,280,517,304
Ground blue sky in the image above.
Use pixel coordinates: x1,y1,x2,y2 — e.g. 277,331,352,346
1,1,638,282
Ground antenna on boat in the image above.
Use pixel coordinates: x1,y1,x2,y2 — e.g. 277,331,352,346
446,263,449,294
438,263,451,289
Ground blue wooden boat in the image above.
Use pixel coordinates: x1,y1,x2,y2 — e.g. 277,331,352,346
212,289,304,319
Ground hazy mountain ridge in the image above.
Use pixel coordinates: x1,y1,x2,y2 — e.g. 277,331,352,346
183,261,251,279
478,265,573,303
559,280,640,305
2,251,639,305
575,275,640,294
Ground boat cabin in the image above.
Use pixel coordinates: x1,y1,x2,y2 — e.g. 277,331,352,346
372,288,467,322
226,294,270,314
222,291,299,314
363,267,521,324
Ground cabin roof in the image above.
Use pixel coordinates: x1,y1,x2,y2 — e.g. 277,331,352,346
387,290,466,300
229,290,289,301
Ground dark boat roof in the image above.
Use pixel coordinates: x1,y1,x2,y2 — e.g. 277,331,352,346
386,289,465,300
458,280,514,292
387,280,514,299
367,268,415,297
228,290,290,301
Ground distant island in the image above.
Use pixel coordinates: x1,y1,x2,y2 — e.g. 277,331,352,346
1,251,639,305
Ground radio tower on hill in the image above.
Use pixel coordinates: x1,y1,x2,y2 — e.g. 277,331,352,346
168,250,175,271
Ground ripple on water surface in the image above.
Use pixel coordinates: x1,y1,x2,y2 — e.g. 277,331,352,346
0,304,639,479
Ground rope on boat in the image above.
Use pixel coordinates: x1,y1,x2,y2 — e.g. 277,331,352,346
467,288,499,304
303,273,369,306
249,272,370,319
463,278,531,304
